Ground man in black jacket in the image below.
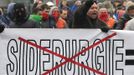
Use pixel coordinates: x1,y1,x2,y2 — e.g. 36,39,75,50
72,0,109,32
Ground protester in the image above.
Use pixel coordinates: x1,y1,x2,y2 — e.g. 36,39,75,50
0,13,10,28
72,0,109,32
56,9,68,28
98,8,115,29
71,0,82,14
0,3,15,28
58,0,73,28
0,0,133,30
113,1,121,8
40,4,50,28
115,5,134,29
125,0,134,11
59,0,68,10
49,6,60,28
103,1,114,17
36,0,43,10
0,18,9,28
113,4,125,22
7,3,39,28
29,2,42,25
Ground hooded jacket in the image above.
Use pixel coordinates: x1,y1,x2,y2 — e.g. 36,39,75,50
48,6,59,28
7,3,39,28
7,3,16,20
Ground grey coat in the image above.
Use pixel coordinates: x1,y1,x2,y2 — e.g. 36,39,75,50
124,18,134,30
9,20,39,28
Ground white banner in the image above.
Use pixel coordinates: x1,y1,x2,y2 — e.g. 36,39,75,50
0,29,134,75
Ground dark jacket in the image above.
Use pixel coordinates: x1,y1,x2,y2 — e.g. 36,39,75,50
40,15,56,28
9,20,39,28
0,15,10,28
72,1,108,29
115,13,132,30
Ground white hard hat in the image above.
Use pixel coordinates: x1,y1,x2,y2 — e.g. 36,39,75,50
46,1,54,6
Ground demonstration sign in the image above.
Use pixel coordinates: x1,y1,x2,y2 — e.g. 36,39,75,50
0,29,134,75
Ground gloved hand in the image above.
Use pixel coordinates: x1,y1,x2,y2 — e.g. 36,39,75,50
101,27,110,33
0,25,5,33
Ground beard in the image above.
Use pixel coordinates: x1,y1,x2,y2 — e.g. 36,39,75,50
90,14,98,19
87,11,98,19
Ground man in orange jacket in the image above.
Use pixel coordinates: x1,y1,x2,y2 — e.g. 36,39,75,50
98,8,115,29
56,9,68,28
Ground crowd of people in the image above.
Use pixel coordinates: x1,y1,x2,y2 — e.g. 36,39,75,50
0,0,134,32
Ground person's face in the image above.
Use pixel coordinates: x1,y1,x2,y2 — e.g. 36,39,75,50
62,1,67,6
52,8,60,18
128,9,134,18
61,10,68,19
114,2,120,7
75,1,81,6
117,9,125,19
123,1,127,7
98,8,109,22
87,3,98,19
44,8,50,14
99,8,109,15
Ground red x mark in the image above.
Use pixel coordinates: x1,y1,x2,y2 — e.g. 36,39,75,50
19,32,116,75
